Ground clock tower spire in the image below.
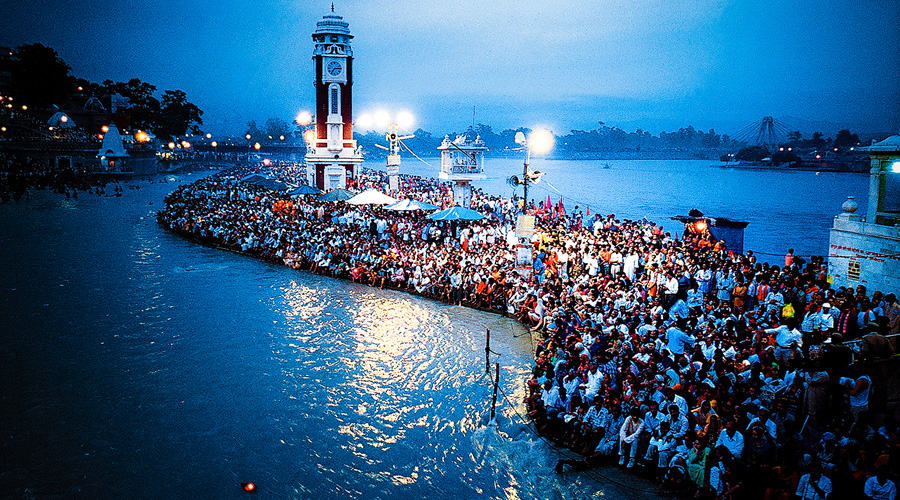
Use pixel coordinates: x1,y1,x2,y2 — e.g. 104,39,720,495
305,9,363,190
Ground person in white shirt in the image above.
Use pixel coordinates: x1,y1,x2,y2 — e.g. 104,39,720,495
765,319,802,364
865,467,897,500
796,462,832,500
618,408,645,468
714,418,744,460
666,321,695,356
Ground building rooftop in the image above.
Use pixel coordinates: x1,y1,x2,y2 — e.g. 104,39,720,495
858,133,900,153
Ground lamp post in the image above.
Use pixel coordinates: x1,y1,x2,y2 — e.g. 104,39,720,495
515,131,532,208
514,130,552,212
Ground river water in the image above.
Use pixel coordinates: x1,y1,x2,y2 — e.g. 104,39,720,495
0,161,868,499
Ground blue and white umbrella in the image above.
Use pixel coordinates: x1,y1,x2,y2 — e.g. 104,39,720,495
289,184,322,196
426,206,485,221
385,199,440,211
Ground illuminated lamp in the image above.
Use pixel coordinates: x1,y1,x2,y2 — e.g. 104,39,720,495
98,134,104,139
263,158,271,166
206,133,212,139
279,135,285,140
21,105,27,110
891,161,900,173
242,482,257,492
101,125,109,133
61,115,68,123
246,134,252,140
694,220,708,232
0,127,6,132
254,143,261,150
779,147,784,152
168,142,176,149
211,141,217,147
816,154,821,159
303,130,315,143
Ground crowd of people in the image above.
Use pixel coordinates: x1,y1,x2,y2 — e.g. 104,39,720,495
157,162,900,500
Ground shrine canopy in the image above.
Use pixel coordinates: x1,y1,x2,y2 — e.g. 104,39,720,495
347,189,396,205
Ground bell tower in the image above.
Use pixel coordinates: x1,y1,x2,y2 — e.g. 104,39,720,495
305,8,363,190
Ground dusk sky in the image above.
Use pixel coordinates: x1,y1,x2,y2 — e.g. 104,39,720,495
3,0,899,137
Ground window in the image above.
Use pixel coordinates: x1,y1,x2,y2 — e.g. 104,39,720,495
330,86,339,115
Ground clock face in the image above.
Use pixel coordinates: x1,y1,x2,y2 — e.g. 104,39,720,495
326,60,342,77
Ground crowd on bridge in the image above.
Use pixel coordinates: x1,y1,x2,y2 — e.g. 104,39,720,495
156,162,900,500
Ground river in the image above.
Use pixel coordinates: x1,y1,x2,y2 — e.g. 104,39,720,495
0,160,868,499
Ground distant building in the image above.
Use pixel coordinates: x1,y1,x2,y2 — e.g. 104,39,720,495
828,133,900,293
304,10,363,191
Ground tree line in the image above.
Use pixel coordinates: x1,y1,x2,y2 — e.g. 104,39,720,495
1,43,203,141
353,123,746,159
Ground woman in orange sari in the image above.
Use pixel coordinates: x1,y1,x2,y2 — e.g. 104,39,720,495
732,275,748,313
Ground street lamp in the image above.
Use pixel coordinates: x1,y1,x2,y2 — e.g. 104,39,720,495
514,129,553,209
295,111,312,126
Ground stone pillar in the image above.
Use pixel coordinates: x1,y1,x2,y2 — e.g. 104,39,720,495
868,158,881,223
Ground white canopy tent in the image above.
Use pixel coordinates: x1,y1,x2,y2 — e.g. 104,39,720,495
347,189,396,206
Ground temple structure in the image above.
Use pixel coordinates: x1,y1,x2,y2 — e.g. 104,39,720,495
437,134,486,208
828,133,900,292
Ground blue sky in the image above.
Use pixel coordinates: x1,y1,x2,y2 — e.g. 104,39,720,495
3,0,898,136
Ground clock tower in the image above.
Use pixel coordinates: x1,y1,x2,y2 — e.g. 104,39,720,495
305,9,363,190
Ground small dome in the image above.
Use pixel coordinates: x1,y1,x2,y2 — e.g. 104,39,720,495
48,111,75,128
315,14,351,35
842,196,859,213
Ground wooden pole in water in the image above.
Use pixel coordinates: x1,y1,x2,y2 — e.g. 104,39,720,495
486,329,491,374
490,362,500,421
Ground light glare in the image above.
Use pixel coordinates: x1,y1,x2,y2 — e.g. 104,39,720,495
396,111,414,130
296,111,312,126
529,130,554,153
373,110,391,131
356,113,373,130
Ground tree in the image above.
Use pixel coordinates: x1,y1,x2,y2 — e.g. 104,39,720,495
245,120,262,141
11,43,72,109
264,117,290,141
811,132,826,149
102,78,161,132
735,145,769,162
771,151,801,166
155,89,202,141
833,129,859,150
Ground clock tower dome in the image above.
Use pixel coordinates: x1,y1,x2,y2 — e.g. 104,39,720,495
305,9,363,190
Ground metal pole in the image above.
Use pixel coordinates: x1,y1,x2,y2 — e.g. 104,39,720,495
522,143,530,210
486,329,491,374
490,362,500,421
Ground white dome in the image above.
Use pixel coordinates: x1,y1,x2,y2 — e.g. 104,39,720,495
48,111,75,128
